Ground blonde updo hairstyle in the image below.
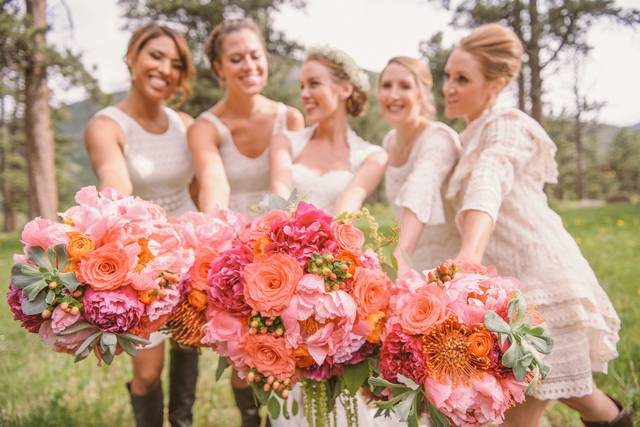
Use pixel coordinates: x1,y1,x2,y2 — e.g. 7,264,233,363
305,49,369,117
381,56,436,120
459,23,524,86
204,18,267,82
125,23,195,106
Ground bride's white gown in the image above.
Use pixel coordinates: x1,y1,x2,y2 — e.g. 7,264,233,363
270,125,406,427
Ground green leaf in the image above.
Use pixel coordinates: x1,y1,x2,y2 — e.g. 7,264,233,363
100,347,115,365
327,376,341,413
389,252,398,272
484,311,511,334
52,244,68,269
22,278,48,302
282,395,290,420
396,374,420,391
215,357,230,381
502,339,523,367
100,333,117,356
21,293,48,315
250,383,270,405
428,400,452,427
118,334,151,346
45,289,55,304
59,322,97,335
74,331,102,362
16,263,44,278
267,396,281,419
369,377,411,391
524,333,553,355
394,390,419,421
382,262,397,281
343,361,370,395
117,335,138,357
291,398,299,416
58,272,81,292
513,363,527,381
27,247,52,270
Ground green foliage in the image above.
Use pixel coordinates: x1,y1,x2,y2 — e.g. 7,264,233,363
609,128,640,196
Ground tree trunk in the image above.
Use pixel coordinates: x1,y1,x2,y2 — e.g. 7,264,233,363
0,93,16,232
512,0,527,112
528,0,543,124
573,65,585,200
24,0,58,220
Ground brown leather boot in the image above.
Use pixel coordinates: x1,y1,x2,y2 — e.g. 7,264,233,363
168,347,199,427
582,395,633,427
127,381,164,427
232,386,270,427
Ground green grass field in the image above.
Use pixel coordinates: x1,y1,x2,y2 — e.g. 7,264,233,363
1,203,638,427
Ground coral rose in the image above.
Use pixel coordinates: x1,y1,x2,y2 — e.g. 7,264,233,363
240,333,295,381
351,267,392,318
243,253,302,316
66,231,95,261
77,243,137,291
190,248,218,291
333,222,365,254
398,285,447,335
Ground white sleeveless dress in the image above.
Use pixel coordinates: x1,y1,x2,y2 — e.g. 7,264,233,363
94,105,196,346
199,103,287,216
271,126,406,427
384,122,462,272
284,124,383,215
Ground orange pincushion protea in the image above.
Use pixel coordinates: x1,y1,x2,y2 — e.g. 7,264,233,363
167,299,206,347
421,315,492,385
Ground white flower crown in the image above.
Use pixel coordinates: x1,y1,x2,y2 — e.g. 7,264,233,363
305,45,370,92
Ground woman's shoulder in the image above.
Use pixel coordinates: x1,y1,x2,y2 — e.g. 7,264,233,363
423,121,461,150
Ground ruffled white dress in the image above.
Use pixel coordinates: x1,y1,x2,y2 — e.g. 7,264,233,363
271,126,405,427
384,122,461,272
199,102,288,216
446,107,620,399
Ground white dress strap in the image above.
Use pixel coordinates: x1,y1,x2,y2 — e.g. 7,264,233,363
163,106,186,133
198,111,233,146
94,106,136,137
272,102,287,134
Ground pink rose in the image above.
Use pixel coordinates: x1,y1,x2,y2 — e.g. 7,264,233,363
51,306,81,334
190,247,218,291
243,253,302,316
240,333,295,381
77,242,138,291
333,222,365,254
351,267,392,318
397,284,447,335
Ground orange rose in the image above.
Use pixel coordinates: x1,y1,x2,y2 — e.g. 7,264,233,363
241,334,295,380
293,346,315,368
188,290,207,311
190,248,218,291
398,286,447,334
365,311,386,344
468,328,493,358
336,250,359,276
77,243,133,291
66,231,95,261
243,253,302,317
351,267,392,318
333,222,365,254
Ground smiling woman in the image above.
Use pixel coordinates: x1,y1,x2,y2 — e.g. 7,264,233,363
83,23,199,427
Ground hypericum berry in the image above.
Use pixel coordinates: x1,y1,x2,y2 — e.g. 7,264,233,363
250,320,259,328
249,328,257,335
273,381,281,389
263,383,271,392
260,327,267,334
282,389,289,399
60,302,69,311
48,282,57,289
267,376,275,384
275,328,284,336
72,290,82,298
315,258,323,266
42,309,52,319
70,306,80,316
247,372,256,383
322,267,331,276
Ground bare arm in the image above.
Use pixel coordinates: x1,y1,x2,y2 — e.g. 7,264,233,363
286,107,305,131
334,150,388,214
84,116,132,195
187,119,230,212
394,208,424,274
269,132,294,199
456,209,495,264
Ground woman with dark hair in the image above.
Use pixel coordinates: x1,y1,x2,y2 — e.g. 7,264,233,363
85,23,199,427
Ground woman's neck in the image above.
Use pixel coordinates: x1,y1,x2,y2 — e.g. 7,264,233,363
221,90,264,117
121,89,163,121
395,116,428,146
315,111,349,147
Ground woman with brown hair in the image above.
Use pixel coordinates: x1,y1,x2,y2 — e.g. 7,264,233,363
443,23,630,427
187,18,304,427
378,56,461,274
85,23,199,427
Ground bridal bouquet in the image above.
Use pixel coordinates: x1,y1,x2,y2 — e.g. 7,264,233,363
370,262,553,427
202,201,394,426
6,186,192,364
165,209,247,346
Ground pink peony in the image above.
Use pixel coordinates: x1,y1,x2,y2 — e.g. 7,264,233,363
265,202,337,264
208,244,254,316
333,222,365,254
83,287,144,334
201,307,247,371
424,374,511,427
240,333,295,381
243,253,302,316
358,248,381,270
77,242,138,291
51,306,81,334
379,323,427,385
21,217,70,250
145,286,181,321
6,285,44,333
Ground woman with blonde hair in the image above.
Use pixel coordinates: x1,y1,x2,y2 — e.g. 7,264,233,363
443,23,630,427
378,56,461,273
187,17,304,427
85,23,199,427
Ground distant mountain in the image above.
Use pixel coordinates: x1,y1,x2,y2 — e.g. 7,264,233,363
633,122,640,130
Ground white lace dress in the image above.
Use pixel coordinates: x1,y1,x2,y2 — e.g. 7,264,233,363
446,107,621,400
271,126,405,427
94,105,196,346
199,103,287,216
384,122,461,272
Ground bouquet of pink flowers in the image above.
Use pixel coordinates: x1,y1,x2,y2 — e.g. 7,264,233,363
370,262,553,427
6,186,193,364
202,201,394,426
165,209,247,346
